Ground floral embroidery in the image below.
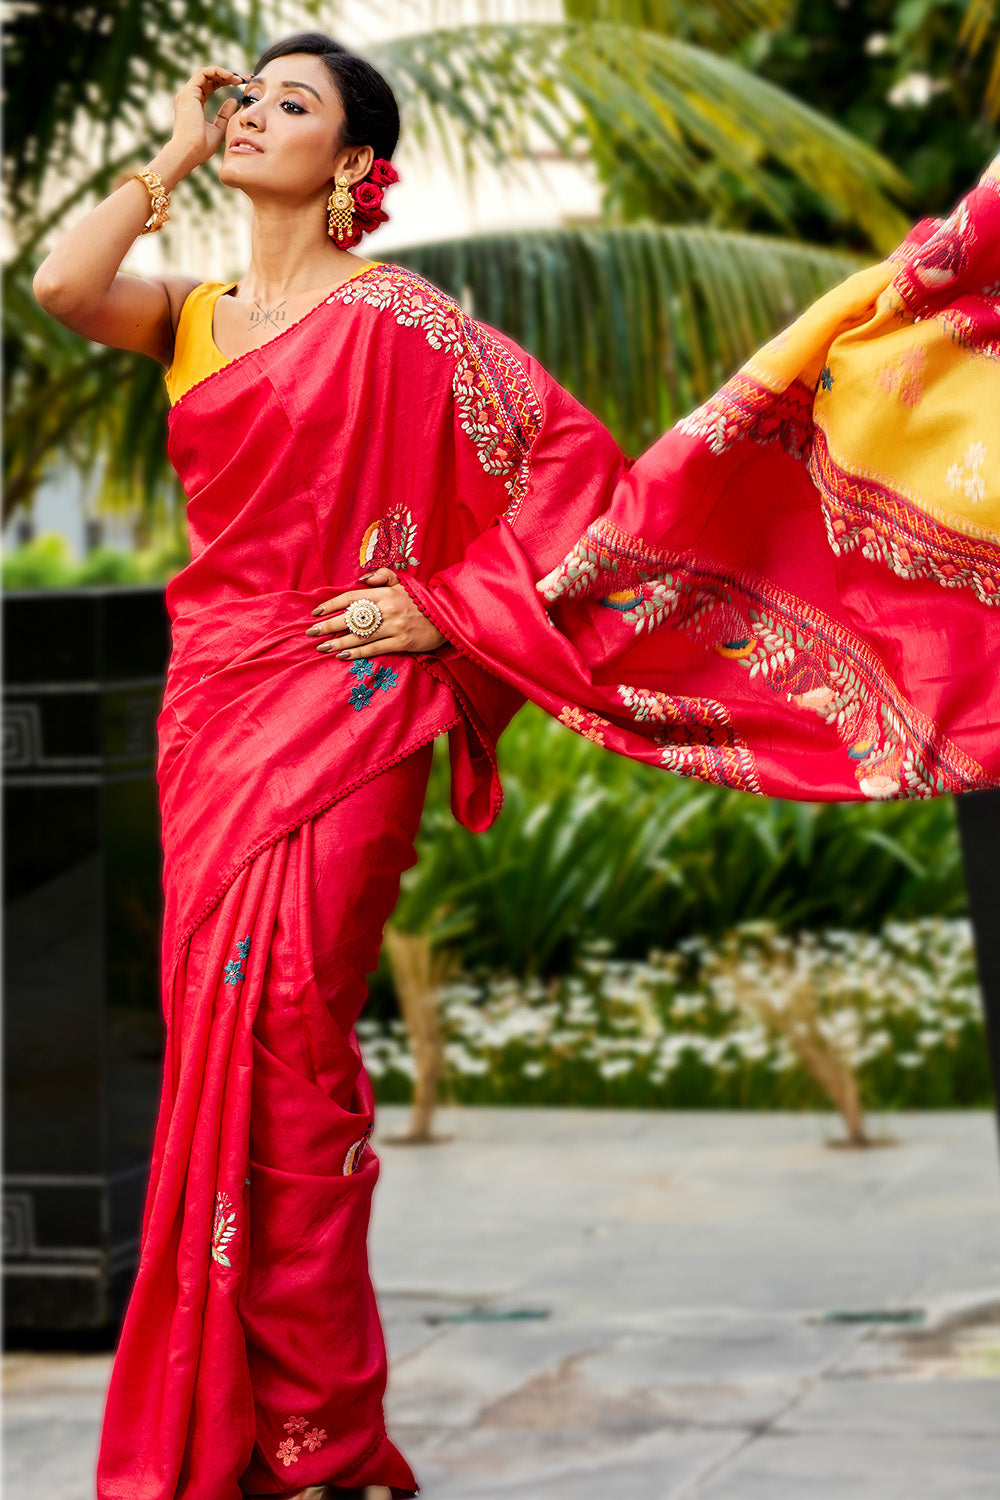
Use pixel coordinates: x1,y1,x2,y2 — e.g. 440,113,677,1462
557,705,609,745
675,373,814,459
671,368,1000,605
348,658,398,711
277,1414,328,1467
540,516,989,800
211,1191,237,1267
818,364,834,392
359,503,420,571
874,344,925,407
892,199,970,303
945,441,988,506
331,267,543,522
616,684,761,793
344,1119,374,1175
223,934,251,986
812,429,1000,603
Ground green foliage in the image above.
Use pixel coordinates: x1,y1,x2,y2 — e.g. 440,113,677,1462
1,532,188,590
362,918,991,1110
752,0,999,225
388,704,966,984
396,224,860,453
2,0,313,217
374,18,908,246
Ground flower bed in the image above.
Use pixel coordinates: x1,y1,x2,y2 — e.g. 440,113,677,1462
360,918,990,1111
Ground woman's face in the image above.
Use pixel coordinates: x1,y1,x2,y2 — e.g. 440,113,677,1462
219,52,371,198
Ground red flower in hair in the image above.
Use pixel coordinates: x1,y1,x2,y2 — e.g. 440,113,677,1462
354,181,384,212
334,158,397,248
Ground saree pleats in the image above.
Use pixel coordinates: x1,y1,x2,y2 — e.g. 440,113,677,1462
97,746,432,1500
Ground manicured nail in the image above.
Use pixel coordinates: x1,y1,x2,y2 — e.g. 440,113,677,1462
305,625,322,635
311,606,325,617
337,650,352,659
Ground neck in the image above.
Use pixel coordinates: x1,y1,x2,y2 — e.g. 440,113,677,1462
238,192,362,301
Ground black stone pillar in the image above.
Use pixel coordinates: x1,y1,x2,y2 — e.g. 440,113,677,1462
956,789,1000,1151
3,586,168,1330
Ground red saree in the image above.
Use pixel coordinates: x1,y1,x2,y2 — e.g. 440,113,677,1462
98,155,999,1500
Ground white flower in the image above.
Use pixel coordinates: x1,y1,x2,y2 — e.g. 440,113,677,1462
887,72,948,108
964,441,987,468
865,33,890,55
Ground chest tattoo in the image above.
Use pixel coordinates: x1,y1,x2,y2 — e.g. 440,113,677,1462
249,301,287,332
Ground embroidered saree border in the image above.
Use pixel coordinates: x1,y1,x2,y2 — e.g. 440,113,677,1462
332,265,544,522
676,372,1000,604
540,514,992,799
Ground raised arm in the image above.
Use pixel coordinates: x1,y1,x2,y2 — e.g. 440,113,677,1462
31,65,244,366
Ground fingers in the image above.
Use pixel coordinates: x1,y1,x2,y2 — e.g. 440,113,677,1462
212,97,241,128
308,583,396,633
179,65,247,101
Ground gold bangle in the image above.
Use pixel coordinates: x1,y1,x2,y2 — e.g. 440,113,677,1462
132,168,170,234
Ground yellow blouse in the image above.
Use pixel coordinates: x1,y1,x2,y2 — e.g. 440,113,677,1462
163,263,377,406
163,281,235,406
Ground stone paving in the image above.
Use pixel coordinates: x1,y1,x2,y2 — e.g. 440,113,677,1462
5,1107,1000,1499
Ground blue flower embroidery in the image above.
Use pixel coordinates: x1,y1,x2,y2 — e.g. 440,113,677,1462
223,934,251,986
818,364,834,392
348,658,398,711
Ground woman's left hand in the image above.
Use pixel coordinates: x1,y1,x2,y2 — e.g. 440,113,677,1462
305,567,447,658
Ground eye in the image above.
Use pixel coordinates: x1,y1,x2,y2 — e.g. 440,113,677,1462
236,92,305,114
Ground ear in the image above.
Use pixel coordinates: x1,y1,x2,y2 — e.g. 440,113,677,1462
336,142,375,183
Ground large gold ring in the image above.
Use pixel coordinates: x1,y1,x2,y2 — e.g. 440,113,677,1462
344,597,383,639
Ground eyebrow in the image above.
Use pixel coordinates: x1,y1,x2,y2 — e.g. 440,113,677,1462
246,75,324,102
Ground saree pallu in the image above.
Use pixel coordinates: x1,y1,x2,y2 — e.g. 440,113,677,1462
398,152,1000,799
99,153,999,1500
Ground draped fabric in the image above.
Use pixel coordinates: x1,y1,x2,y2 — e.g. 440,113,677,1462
397,152,1000,803
97,154,998,1500
97,748,434,1500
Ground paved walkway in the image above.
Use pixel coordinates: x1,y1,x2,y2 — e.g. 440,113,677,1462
5,1108,1000,1499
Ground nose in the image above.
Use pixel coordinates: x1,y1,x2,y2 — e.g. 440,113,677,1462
236,100,264,131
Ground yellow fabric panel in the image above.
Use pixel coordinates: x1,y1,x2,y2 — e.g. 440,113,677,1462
741,249,1000,537
818,286,1000,536
163,281,235,407
163,262,378,407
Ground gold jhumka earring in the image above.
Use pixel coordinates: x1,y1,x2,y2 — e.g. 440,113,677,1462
326,175,354,242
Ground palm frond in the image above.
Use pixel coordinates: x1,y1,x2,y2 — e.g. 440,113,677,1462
393,223,862,453
960,0,1000,120
371,22,911,250
1,0,328,211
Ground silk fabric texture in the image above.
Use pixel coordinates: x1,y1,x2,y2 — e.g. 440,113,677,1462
98,156,999,1500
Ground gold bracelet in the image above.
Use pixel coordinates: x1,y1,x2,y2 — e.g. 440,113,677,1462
132,168,170,234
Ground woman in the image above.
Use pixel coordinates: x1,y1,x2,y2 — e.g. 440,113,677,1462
32,27,1000,1500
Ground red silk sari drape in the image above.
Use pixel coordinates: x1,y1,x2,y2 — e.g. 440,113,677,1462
98,154,999,1500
